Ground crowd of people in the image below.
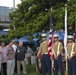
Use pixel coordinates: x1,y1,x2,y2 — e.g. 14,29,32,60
0,33,76,75
0,41,34,75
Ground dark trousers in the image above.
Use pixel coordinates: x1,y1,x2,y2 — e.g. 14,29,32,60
42,54,51,75
54,55,64,75
14,55,17,73
1,63,7,75
68,56,76,75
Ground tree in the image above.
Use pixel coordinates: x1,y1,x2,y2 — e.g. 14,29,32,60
1,0,75,41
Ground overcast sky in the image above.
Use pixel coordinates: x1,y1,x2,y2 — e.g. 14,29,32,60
0,0,21,7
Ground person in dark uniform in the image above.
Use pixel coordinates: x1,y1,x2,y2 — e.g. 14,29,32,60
53,34,64,75
37,33,52,75
66,35,76,75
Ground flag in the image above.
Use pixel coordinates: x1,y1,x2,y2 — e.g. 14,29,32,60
48,8,55,73
48,8,54,59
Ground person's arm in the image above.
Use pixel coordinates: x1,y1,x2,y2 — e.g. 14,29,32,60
69,43,76,59
57,42,63,58
0,48,2,54
75,43,76,55
37,47,41,57
7,52,14,54
7,48,14,54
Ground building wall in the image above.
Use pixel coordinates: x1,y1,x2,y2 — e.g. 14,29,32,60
0,6,12,29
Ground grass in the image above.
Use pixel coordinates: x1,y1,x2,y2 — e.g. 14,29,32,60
14,64,38,75
14,64,63,75
1,61,66,75
2,64,66,75
26,65,38,75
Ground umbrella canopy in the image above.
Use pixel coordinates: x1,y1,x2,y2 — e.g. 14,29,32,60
33,38,39,41
19,35,28,39
18,35,29,42
18,39,29,42
0,30,7,35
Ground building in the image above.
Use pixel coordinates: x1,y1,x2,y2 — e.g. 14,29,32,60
0,6,12,30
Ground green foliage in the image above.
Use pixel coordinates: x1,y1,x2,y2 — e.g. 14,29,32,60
1,0,75,41
27,35,34,41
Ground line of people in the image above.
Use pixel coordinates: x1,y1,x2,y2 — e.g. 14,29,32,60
37,33,76,75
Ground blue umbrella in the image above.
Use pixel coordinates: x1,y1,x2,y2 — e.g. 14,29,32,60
33,38,39,41
0,30,7,35
18,39,29,42
59,32,64,40
19,35,28,39
18,35,29,42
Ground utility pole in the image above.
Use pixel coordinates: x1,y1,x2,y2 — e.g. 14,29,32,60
13,0,15,30
13,0,15,11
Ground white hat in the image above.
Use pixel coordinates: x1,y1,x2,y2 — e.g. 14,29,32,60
53,34,59,37
67,35,74,39
41,33,46,37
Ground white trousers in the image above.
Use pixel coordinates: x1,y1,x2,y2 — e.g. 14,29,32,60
7,59,15,75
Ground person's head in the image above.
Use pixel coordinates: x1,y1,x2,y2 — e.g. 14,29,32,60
53,34,59,42
1,42,5,47
19,42,23,47
41,33,46,41
13,41,19,46
67,35,74,43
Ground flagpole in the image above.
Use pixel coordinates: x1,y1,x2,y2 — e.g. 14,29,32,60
50,7,54,75
48,6,54,75
64,3,68,75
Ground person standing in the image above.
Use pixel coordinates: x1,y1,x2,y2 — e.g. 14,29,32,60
0,41,2,75
6,41,15,75
53,34,64,75
12,41,18,73
66,35,76,75
1,42,7,75
16,42,27,75
27,45,33,65
37,33,52,75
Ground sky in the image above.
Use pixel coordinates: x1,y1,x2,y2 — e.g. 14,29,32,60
0,0,21,8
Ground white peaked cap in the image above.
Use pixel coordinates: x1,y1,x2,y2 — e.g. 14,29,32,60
53,34,59,37
41,33,46,37
67,35,74,39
